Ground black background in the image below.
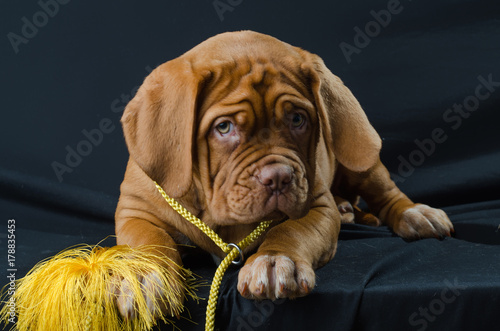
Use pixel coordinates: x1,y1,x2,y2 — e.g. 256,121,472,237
1,0,499,330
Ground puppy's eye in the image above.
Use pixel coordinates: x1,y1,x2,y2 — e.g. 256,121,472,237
291,113,305,128
216,121,233,134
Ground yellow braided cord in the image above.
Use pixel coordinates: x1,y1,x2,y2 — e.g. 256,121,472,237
205,221,272,331
154,182,229,252
154,181,272,331
205,249,239,330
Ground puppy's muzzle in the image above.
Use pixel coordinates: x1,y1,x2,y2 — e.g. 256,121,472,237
256,164,293,194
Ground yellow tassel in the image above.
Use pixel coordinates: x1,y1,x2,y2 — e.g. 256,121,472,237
0,244,200,331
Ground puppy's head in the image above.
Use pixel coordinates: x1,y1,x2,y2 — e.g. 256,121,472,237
121,31,381,225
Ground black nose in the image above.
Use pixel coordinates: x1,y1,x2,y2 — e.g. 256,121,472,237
257,164,293,192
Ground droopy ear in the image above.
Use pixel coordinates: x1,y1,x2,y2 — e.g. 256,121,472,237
302,53,382,172
121,59,207,197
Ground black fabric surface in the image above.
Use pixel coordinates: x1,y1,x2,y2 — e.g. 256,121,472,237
1,0,500,330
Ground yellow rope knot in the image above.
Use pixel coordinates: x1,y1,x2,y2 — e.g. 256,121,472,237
154,182,272,331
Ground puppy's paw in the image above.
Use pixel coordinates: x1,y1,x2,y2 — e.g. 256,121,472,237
353,207,381,226
335,196,381,226
335,196,355,223
114,270,183,320
394,204,454,240
337,200,355,223
237,255,315,300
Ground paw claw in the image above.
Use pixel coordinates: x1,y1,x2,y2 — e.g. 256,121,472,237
279,283,286,293
240,282,249,297
257,283,265,296
300,280,310,294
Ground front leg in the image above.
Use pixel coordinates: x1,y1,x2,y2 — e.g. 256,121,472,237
237,191,340,300
337,159,454,240
115,217,185,319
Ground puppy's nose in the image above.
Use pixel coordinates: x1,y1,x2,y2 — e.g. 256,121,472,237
258,164,293,192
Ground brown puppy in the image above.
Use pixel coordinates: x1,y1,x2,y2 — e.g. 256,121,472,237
115,31,453,317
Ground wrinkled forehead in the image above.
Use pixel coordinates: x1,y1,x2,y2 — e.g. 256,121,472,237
182,32,311,110
180,31,316,134
194,59,316,140
199,59,312,114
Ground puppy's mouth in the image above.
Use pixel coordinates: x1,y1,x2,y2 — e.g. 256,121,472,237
210,154,310,225
220,173,309,224
262,190,304,220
